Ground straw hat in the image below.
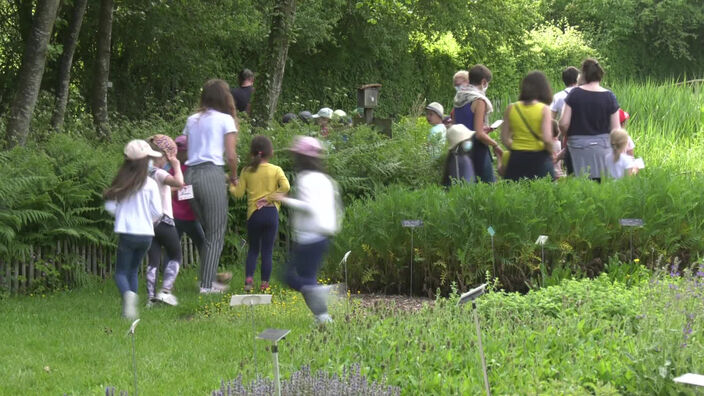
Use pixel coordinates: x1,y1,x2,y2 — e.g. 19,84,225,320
446,124,475,149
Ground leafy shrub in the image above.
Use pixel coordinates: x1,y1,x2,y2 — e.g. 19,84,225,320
329,169,704,294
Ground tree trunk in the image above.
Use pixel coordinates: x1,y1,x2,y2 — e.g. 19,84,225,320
90,0,114,138
4,0,61,148
51,0,88,131
252,0,297,127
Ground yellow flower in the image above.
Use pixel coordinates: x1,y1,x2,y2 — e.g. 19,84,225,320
634,258,640,263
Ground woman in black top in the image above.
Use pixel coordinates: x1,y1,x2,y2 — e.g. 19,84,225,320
559,59,620,180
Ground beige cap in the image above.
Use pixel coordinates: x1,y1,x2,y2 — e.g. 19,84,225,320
124,139,162,160
446,124,476,150
425,102,444,118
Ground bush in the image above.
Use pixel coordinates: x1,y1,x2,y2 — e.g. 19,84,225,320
328,169,704,295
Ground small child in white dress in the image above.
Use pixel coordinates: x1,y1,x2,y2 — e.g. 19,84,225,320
605,129,643,179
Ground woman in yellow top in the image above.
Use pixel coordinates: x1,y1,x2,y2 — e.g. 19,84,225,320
230,135,290,291
500,71,555,181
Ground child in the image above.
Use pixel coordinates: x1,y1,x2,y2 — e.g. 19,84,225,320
441,124,476,186
230,136,290,291
605,129,643,179
171,136,205,259
145,135,185,306
104,140,163,319
552,120,565,178
271,136,342,324
425,102,447,145
312,107,333,137
618,108,636,156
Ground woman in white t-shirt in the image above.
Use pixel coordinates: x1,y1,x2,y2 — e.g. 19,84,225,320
605,129,640,179
183,79,239,293
104,140,163,319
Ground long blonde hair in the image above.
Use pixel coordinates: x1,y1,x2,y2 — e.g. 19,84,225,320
610,128,629,162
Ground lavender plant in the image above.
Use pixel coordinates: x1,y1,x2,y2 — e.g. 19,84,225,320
212,364,400,396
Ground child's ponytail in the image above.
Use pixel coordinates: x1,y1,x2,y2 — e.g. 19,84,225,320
247,135,274,172
609,128,629,162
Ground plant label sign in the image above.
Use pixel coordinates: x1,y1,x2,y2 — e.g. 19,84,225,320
401,220,424,228
620,218,644,227
487,226,495,237
535,235,548,246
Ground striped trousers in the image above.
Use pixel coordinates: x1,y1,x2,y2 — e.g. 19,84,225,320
186,163,228,289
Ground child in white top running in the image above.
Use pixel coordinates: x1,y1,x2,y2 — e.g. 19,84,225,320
104,140,163,319
271,136,342,325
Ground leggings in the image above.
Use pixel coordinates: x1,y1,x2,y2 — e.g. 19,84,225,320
146,221,182,298
284,238,330,291
245,207,278,282
174,218,205,259
114,234,152,295
186,163,228,289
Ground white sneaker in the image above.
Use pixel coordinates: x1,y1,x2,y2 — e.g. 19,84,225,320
156,291,178,306
211,281,229,292
123,291,139,320
199,287,222,294
315,313,333,325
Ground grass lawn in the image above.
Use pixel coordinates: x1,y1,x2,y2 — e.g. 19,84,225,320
1,267,703,395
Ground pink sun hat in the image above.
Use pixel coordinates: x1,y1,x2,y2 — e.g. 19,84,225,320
289,136,324,158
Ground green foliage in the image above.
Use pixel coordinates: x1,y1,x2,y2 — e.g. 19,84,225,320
329,169,704,294
2,269,702,394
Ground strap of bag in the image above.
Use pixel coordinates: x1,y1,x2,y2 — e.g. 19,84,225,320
514,104,542,142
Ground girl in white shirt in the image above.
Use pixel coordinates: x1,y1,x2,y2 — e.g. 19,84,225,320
272,136,342,324
605,129,640,179
104,140,163,319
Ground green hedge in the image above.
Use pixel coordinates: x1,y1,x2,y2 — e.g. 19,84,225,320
328,170,704,295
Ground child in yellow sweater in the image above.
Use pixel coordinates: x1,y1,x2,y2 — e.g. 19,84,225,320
230,136,290,291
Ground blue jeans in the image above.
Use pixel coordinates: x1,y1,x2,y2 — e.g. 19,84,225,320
114,234,152,295
284,238,330,291
245,207,278,282
472,144,496,183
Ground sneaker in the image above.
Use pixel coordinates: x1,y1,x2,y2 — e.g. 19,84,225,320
122,291,139,320
212,281,229,292
244,277,254,292
301,285,332,316
315,313,334,325
259,281,270,291
156,291,179,306
145,297,157,308
216,271,233,284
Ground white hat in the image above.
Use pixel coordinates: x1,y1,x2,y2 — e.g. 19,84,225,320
124,139,162,160
446,124,475,150
425,102,444,118
312,107,333,119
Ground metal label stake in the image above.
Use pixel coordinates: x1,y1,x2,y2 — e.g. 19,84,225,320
458,284,490,396
230,294,272,375
620,218,644,262
126,319,140,396
402,220,423,297
339,251,352,316
487,227,496,276
535,235,548,264
257,329,291,396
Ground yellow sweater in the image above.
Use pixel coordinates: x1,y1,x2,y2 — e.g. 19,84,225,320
229,163,290,219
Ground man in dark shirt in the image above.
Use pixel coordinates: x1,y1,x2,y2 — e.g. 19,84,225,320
231,69,254,115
